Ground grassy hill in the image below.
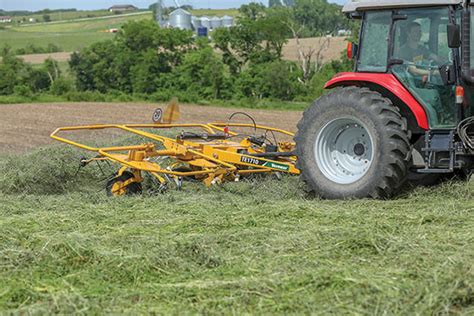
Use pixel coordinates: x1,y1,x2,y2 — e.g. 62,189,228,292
0,8,240,53
1,11,152,51
0,145,473,313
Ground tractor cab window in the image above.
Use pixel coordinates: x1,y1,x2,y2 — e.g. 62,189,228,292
391,7,457,128
357,11,391,72
471,6,474,72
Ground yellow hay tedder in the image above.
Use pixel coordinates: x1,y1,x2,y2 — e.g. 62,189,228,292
51,102,299,196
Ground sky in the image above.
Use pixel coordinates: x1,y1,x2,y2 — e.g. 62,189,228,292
0,0,345,12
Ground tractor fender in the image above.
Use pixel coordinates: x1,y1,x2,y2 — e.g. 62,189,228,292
324,72,429,130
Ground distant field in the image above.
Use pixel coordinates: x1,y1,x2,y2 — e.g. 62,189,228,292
0,8,241,52
0,30,113,52
190,9,239,17
9,9,236,25
15,36,347,66
283,37,347,63
1,12,152,51
20,52,72,64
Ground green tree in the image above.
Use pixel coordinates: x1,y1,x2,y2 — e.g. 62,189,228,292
69,20,194,94
259,7,291,58
130,49,170,94
0,46,53,94
172,47,229,99
214,4,289,73
43,57,61,84
236,61,304,100
269,0,282,7
308,56,352,100
291,0,347,36
239,3,266,20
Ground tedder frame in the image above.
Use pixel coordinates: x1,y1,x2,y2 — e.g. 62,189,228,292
51,122,299,196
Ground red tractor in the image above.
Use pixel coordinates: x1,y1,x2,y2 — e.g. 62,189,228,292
295,0,474,198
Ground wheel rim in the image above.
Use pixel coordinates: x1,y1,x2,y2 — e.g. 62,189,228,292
315,117,374,184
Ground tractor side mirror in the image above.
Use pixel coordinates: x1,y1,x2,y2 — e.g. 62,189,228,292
347,42,358,59
439,64,456,85
447,23,461,48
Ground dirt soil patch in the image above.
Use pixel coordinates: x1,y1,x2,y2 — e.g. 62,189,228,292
19,52,73,64
282,36,347,63
18,36,347,64
0,102,303,154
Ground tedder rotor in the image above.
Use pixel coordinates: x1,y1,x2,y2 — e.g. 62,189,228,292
51,107,299,196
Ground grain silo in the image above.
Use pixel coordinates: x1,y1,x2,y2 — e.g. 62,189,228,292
191,16,202,29
210,16,222,29
200,16,211,29
222,15,234,27
169,8,192,30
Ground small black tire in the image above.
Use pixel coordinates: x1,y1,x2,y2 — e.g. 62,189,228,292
106,171,142,197
295,86,411,199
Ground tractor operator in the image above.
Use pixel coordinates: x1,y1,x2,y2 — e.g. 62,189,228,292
399,22,442,76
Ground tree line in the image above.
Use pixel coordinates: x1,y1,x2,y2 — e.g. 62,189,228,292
0,0,356,105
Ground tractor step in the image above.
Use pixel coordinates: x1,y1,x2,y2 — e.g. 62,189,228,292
421,129,456,172
416,168,454,174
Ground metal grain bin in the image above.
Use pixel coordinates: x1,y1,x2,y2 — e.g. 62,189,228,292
191,16,202,29
210,17,222,29
169,8,192,30
200,16,211,29
222,15,234,27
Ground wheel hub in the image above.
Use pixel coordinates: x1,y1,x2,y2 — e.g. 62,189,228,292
315,117,374,184
353,143,365,156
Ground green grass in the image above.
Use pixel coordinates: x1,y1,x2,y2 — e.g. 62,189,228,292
0,29,113,51
0,9,239,52
0,145,473,313
15,12,152,33
1,12,152,51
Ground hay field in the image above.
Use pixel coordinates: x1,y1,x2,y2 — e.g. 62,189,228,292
0,102,473,313
0,145,472,313
0,12,151,51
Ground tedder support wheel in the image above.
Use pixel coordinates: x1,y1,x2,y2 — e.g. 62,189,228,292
106,171,142,197
295,86,411,199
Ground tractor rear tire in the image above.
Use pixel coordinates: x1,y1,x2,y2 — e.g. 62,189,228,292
295,86,411,199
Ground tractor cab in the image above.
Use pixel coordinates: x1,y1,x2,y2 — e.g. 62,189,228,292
351,2,466,128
